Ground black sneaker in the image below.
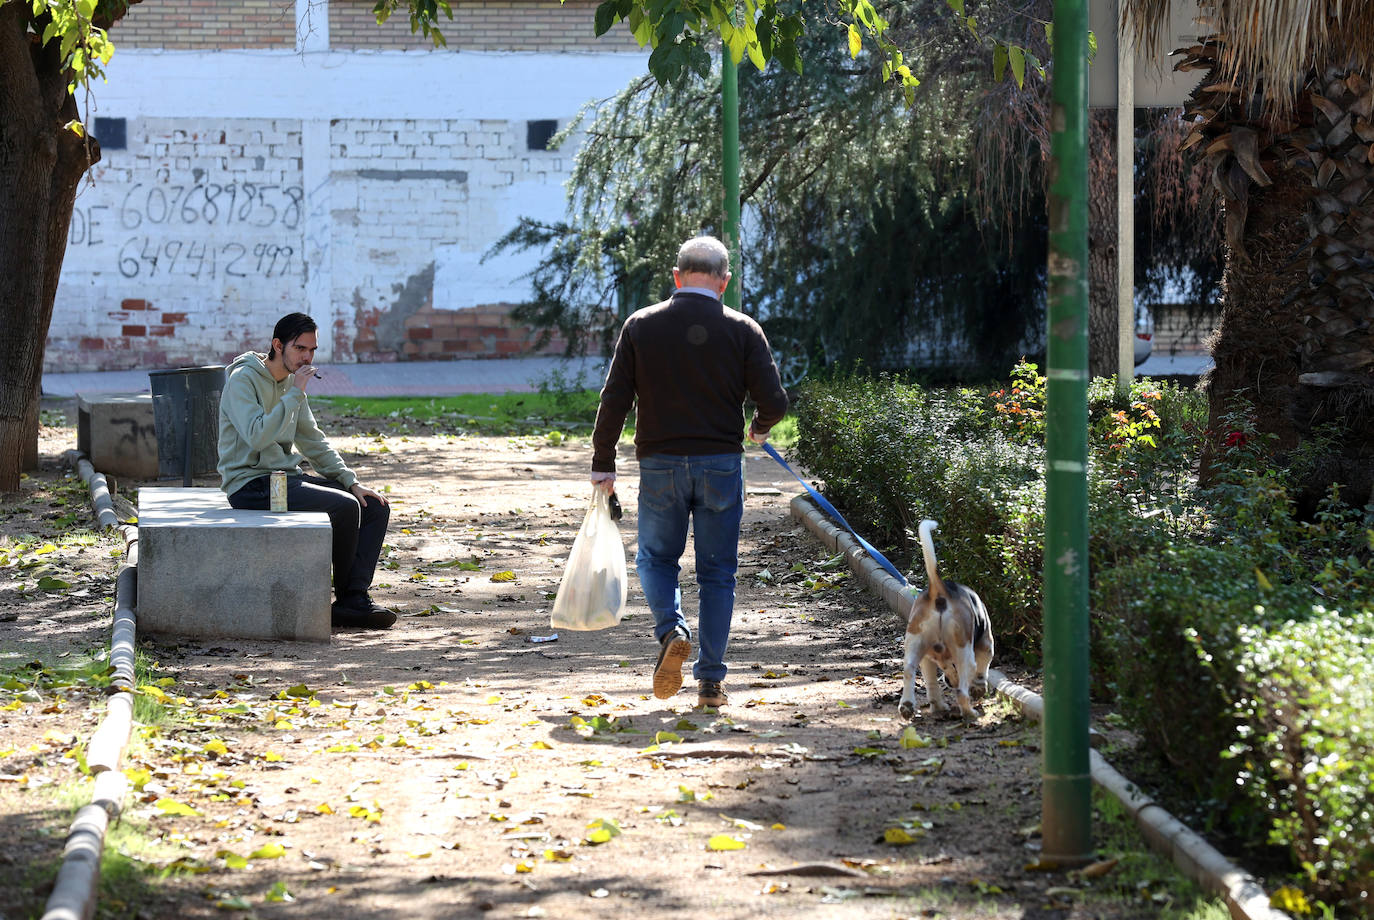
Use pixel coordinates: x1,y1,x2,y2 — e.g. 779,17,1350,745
697,679,728,708
332,594,397,629
652,626,691,699
697,681,730,708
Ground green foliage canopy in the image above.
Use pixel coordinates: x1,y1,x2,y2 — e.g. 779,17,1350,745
491,1,1055,378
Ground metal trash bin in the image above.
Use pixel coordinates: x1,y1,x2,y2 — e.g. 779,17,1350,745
149,365,226,485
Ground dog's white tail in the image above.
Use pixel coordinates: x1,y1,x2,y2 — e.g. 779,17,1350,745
917,519,949,654
918,520,944,594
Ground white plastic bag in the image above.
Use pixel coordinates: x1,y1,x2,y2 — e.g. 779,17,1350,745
550,489,627,631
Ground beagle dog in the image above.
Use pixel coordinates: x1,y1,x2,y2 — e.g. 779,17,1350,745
898,520,994,720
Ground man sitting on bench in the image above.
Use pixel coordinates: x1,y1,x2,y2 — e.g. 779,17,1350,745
217,312,395,630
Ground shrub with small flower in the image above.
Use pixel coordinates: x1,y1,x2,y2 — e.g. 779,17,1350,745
1093,388,1162,453
989,360,1046,443
796,368,1374,917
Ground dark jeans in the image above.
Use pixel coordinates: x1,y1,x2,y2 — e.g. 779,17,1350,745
228,474,389,601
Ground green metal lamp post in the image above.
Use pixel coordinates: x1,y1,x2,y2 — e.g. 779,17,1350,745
722,44,741,310
1041,0,1094,865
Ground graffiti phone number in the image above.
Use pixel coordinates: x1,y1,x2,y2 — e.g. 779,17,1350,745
117,237,297,280
119,182,303,231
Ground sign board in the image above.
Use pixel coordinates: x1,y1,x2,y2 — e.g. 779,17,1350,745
1088,0,1206,107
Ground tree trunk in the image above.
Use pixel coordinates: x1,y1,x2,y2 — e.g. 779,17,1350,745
1087,109,1119,379
21,390,38,471
1200,173,1312,470
0,5,98,492
1201,169,1374,509
1194,61,1374,510
1285,63,1374,510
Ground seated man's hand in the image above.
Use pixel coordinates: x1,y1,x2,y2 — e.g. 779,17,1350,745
351,483,389,506
590,471,615,496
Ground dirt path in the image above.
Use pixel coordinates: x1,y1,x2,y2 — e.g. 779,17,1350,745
1,413,1189,920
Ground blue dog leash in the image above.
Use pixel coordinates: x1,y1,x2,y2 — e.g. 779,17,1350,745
760,442,909,586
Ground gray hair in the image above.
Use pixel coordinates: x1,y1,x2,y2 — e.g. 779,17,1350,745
676,236,731,278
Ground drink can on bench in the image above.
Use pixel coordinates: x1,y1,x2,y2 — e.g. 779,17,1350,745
270,470,287,512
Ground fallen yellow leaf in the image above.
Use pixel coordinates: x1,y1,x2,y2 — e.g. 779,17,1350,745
706,834,746,851
1270,886,1312,913
585,818,621,844
153,797,199,817
216,850,248,869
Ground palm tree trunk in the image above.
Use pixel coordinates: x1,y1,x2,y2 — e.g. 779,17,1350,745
1200,176,1312,471
1196,63,1374,510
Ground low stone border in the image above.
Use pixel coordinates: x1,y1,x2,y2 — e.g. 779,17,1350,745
788,493,1291,920
43,453,140,920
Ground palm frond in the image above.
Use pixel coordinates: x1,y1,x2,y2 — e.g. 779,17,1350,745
1123,0,1374,112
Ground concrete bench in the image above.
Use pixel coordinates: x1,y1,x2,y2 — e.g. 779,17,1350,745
137,487,332,642
77,393,158,479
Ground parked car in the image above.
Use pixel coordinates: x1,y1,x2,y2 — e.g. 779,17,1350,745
1134,303,1154,366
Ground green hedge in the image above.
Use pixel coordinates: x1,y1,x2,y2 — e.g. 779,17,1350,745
793,368,1374,916
793,365,1195,658
1100,456,1374,914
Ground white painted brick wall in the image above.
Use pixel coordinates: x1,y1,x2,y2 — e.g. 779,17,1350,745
48,49,642,370
51,118,306,371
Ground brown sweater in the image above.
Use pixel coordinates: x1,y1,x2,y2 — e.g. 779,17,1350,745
591,291,788,473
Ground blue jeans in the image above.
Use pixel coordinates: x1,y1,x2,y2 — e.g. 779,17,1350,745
636,453,744,683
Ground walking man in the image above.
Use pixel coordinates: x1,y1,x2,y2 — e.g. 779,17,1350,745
217,312,395,629
590,236,788,707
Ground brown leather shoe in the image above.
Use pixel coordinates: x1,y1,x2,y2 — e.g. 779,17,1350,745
697,679,728,708
652,627,691,699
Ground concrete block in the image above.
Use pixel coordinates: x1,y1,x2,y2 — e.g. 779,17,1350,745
138,488,332,642
77,393,159,479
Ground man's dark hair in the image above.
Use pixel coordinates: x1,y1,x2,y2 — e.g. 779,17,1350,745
270,312,317,359
676,236,730,279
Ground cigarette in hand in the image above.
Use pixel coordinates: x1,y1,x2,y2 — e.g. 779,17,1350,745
313,372,324,379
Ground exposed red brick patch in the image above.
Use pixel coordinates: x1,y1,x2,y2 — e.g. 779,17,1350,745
149,326,175,337
332,316,356,363
122,325,146,337
161,312,188,324
121,299,150,310
80,337,105,350
351,302,571,363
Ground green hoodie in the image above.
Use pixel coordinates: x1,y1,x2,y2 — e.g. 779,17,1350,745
216,351,358,497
